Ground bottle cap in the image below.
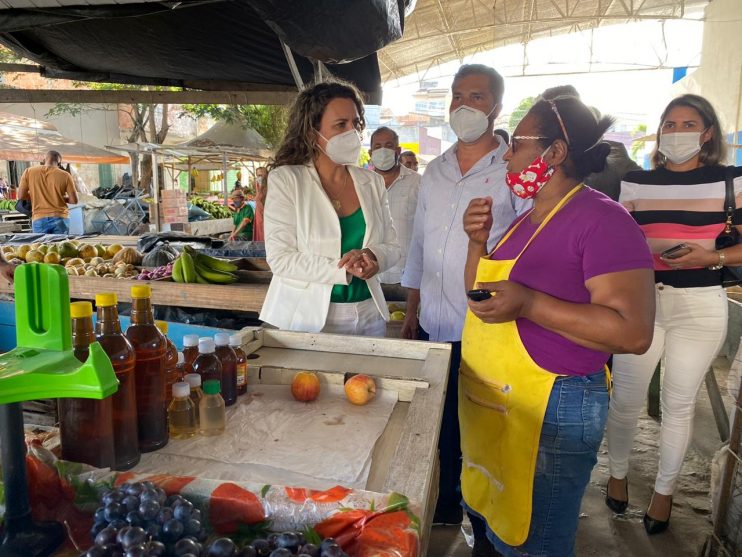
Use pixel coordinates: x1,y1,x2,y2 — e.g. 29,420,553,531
172,381,190,398
183,334,199,348
184,373,202,388
155,320,168,334
214,332,230,347
70,301,93,319
131,285,152,298
229,334,241,347
203,379,221,395
198,338,215,354
95,292,117,307
177,352,185,365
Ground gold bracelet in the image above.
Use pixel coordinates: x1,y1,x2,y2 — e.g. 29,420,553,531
709,250,725,271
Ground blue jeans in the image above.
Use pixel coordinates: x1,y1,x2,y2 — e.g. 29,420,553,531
32,217,69,234
466,371,609,557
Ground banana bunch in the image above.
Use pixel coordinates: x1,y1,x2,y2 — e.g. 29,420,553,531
189,196,232,219
0,199,16,211
172,246,238,285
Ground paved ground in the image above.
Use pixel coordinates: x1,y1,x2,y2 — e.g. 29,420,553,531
427,357,735,557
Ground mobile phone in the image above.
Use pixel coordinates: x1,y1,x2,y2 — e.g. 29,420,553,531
467,289,493,302
661,243,691,260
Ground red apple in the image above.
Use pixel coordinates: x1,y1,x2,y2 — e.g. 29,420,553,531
291,371,320,402
344,374,376,405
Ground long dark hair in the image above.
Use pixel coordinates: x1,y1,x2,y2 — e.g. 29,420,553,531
651,94,725,169
270,79,366,170
529,96,615,180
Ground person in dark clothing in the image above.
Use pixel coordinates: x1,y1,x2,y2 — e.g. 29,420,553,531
539,85,641,201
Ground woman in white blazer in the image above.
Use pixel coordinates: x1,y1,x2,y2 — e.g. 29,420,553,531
261,79,400,335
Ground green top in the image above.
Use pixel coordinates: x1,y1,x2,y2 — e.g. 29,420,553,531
331,207,372,304
203,379,221,395
232,204,255,240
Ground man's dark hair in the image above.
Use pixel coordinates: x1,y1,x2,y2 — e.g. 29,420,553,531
494,129,509,145
46,150,61,164
400,150,417,158
370,126,399,146
452,64,505,104
539,85,580,101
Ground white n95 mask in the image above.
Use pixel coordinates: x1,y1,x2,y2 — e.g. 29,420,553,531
318,129,362,166
371,148,397,171
450,105,495,143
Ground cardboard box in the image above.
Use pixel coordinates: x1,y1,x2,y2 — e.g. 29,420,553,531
160,197,188,209
161,207,188,219
160,189,186,199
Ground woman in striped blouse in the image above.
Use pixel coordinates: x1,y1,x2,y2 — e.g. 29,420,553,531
606,94,742,534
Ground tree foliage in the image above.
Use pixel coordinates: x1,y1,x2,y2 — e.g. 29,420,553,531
508,96,536,131
180,104,289,149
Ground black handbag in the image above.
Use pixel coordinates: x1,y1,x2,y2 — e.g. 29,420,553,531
14,199,31,217
715,166,742,287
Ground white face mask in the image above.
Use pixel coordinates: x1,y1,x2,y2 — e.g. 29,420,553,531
370,147,397,171
317,129,362,166
449,105,496,143
658,131,704,164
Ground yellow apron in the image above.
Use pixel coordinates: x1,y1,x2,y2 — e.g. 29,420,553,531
459,185,583,547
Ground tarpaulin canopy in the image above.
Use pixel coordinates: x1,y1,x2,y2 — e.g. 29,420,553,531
177,121,273,161
0,111,129,164
0,0,413,102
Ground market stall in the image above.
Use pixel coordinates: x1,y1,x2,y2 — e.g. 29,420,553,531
1,263,449,557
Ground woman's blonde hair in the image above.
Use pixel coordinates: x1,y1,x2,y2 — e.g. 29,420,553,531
270,79,366,170
651,94,726,169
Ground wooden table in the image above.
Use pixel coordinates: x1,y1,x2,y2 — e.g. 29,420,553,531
0,275,269,312
188,327,450,556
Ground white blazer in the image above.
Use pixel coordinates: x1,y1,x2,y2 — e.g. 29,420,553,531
260,163,401,332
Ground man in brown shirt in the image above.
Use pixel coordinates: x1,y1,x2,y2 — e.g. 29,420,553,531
19,150,78,234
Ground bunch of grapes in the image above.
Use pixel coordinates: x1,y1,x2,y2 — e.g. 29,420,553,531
231,534,349,557
85,481,206,557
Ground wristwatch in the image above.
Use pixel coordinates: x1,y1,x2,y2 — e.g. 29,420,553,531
709,250,725,271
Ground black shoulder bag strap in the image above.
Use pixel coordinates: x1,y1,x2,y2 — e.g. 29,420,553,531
724,165,737,234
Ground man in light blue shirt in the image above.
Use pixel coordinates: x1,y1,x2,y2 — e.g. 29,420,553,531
401,64,530,556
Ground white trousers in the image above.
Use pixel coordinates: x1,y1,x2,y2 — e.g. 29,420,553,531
321,298,386,337
607,284,728,495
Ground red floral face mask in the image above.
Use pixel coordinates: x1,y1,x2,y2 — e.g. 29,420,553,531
505,147,554,199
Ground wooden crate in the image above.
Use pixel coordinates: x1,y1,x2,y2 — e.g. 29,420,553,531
230,327,450,555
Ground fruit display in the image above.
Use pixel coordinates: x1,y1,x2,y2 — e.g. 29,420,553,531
291,372,320,402
84,481,352,557
0,199,16,211
172,246,238,285
189,196,232,220
344,375,376,406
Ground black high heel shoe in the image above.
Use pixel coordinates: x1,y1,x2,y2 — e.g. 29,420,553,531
643,497,672,535
605,477,629,514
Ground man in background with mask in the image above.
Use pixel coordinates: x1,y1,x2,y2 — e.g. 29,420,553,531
369,127,421,301
228,189,254,241
401,63,530,557
400,150,419,172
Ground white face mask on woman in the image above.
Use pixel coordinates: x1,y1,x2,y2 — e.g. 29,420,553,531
658,131,705,164
370,148,397,171
449,105,496,143
317,129,362,166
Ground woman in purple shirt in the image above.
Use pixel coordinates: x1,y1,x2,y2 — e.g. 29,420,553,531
460,95,656,556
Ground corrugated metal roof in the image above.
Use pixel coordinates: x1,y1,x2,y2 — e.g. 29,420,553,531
379,0,707,81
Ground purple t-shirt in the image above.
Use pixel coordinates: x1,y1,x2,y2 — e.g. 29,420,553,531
491,187,653,376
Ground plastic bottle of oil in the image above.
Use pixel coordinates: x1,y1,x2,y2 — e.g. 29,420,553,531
58,301,115,468
182,334,199,374
184,373,203,425
230,335,248,396
156,321,179,405
192,337,222,386
168,382,197,439
214,332,237,406
95,292,140,470
199,379,226,436
125,285,168,452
